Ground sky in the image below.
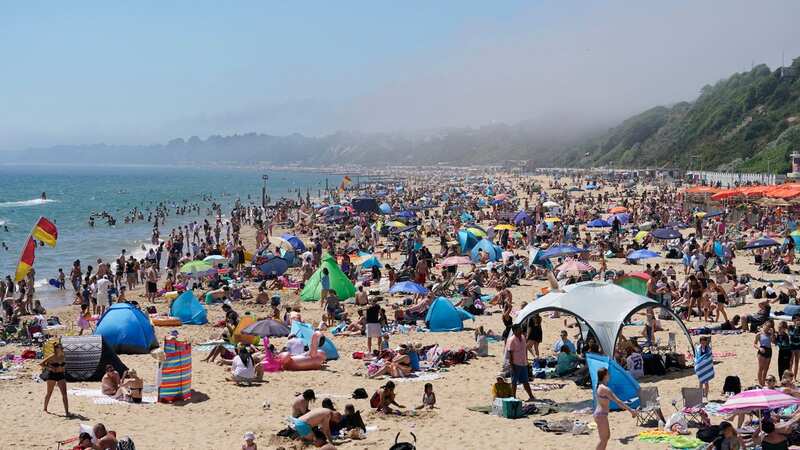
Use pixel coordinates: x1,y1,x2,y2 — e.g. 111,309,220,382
1,0,799,150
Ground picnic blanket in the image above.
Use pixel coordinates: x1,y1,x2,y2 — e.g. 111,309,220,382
194,340,234,353
68,388,156,405
637,430,704,448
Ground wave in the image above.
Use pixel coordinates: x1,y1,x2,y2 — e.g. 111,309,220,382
0,198,57,208
0,219,5,226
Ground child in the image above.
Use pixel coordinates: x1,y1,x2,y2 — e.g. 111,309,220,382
77,304,92,335
381,334,390,350
417,382,436,409
72,432,93,449
242,431,257,450
58,268,66,290
492,375,513,399
696,336,713,397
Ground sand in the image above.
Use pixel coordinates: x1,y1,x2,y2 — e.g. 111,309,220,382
0,174,786,449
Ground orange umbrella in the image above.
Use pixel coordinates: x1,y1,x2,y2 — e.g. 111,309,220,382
608,206,628,214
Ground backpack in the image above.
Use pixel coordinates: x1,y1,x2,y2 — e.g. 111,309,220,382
370,390,381,409
722,375,741,395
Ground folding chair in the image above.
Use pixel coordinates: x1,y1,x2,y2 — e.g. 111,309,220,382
635,386,661,426
681,387,705,426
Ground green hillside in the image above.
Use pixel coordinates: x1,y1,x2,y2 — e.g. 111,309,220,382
561,58,800,172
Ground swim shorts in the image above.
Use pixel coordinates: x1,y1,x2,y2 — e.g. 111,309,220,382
511,363,529,385
290,417,312,438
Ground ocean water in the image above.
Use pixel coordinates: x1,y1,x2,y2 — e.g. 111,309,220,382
0,164,329,306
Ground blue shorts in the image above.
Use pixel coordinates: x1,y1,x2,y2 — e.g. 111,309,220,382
290,417,312,438
511,364,529,385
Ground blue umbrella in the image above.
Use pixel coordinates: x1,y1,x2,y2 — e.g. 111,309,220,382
513,210,533,225
626,249,660,260
540,244,588,259
587,218,611,228
650,228,682,240
379,202,392,214
396,210,415,218
389,281,429,295
665,220,689,229
743,237,780,250
259,256,289,276
611,213,630,225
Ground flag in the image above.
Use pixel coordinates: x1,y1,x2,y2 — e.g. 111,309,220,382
15,237,36,281
338,175,352,192
694,349,714,385
31,216,58,247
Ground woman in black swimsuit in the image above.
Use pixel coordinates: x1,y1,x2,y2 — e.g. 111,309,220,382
41,340,70,416
500,301,513,341
526,314,543,358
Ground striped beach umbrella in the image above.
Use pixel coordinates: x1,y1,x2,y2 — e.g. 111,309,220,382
719,389,800,414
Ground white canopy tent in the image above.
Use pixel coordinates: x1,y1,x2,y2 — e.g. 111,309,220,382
514,281,694,356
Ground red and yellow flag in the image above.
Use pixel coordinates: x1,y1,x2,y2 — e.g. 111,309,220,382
15,237,36,281
338,175,352,193
32,216,58,247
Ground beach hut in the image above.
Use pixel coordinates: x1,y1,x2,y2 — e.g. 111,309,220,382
169,292,209,325
300,253,356,301
425,297,474,332
469,238,503,262
60,335,127,382
586,353,640,410
290,321,339,360
94,303,158,354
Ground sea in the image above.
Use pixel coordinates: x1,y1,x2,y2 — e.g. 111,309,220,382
0,164,330,308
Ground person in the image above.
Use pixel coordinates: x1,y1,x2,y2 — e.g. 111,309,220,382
526,314,543,358
292,389,316,417
551,330,576,354
74,432,93,449
790,314,800,379
506,325,535,401
753,415,800,450
322,289,344,326
222,303,239,327
101,365,121,396
41,340,70,416
286,334,305,356
95,275,111,315
625,346,644,379
355,286,368,306
706,421,744,450
242,431,257,450
555,344,579,376
492,375,513,399
291,407,341,444
374,381,405,414
755,322,775,386
77,304,92,335
117,369,143,403
696,336,713,397
91,423,118,450
594,367,636,450
777,321,793,379
32,299,46,314
320,268,330,299
227,345,261,384
365,298,381,353
417,382,436,409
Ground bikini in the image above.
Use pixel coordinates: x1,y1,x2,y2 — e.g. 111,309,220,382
594,391,610,417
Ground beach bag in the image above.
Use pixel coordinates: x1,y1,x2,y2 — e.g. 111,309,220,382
696,425,720,443
753,287,763,299
370,390,381,409
722,375,741,395
116,437,136,450
642,353,666,376
352,388,368,399
389,432,417,450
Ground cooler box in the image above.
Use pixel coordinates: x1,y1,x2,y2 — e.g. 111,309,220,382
492,397,522,418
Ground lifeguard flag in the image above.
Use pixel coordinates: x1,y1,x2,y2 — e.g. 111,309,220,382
32,217,58,247
15,237,36,282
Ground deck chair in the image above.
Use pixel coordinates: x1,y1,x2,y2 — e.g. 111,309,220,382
681,387,705,426
636,386,661,426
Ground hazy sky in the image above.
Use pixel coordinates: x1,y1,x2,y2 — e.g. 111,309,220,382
2,1,799,150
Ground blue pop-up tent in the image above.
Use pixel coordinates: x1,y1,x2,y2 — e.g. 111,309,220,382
94,303,158,354
458,230,479,254
470,238,503,262
586,353,640,410
425,297,474,332
170,291,208,325
290,321,339,360
281,234,306,252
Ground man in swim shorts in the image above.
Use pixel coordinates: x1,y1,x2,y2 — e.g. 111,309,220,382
291,407,341,443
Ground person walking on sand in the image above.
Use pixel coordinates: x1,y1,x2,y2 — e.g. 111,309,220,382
41,340,70,417
594,367,636,450
505,325,535,401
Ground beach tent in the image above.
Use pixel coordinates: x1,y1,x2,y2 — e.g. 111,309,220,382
158,337,192,403
169,291,208,325
425,297,474,332
351,198,379,214
379,202,392,214
280,234,306,252
259,255,289,276
587,218,611,228
614,272,651,296
586,353,640,410
60,335,127,382
360,255,382,269
470,238,503,262
290,321,339,360
94,303,158,354
513,211,533,226
514,281,693,358
457,229,479,254
300,253,356,301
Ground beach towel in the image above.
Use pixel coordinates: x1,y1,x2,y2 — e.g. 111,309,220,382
390,373,442,383
68,388,156,405
531,383,566,392
694,351,714,385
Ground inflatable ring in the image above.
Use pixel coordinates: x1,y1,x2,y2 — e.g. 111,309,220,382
152,316,182,327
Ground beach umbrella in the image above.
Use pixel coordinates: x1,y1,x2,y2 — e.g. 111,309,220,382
626,249,660,261
543,217,561,223
490,199,505,206
542,201,560,208
242,318,290,338
611,213,630,224
494,224,516,231
361,255,382,269
513,211,533,225
280,234,306,252
203,255,228,264
556,259,595,273
460,212,475,222
540,244,588,259
665,220,689,229
441,256,472,267
743,237,780,250
608,206,628,214
493,193,509,201
385,220,407,228
179,260,214,277
379,202,392,214
719,389,800,414
587,218,611,228
396,210,415,219
389,281,429,295
650,228,682,240
259,256,289,276
465,227,487,238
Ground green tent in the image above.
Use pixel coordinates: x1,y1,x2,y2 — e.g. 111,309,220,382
300,253,356,301
614,274,649,296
